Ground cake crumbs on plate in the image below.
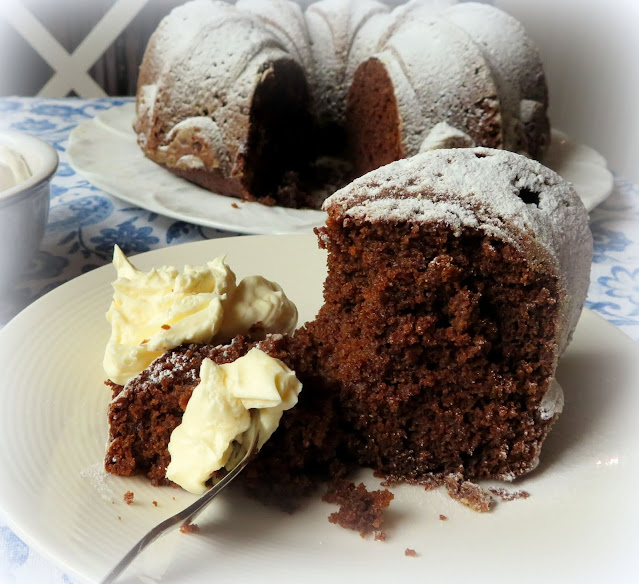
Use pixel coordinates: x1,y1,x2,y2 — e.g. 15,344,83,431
123,491,134,505
374,530,387,542
444,474,495,512
488,487,531,502
180,519,200,534
385,472,496,512
405,548,418,557
439,514,448,521
322,480,394,539
152,500,158,507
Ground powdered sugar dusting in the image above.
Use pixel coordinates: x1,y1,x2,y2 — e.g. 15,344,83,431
111,347,201,406
324,148,593,358
419,121,474,152
539,379,565,421
136,0,303,168
161,117,231,173
80,463,113,502
373,14,501,155
305,0,390,125
443,2,547,152
238,0,314,76
136,0,549,172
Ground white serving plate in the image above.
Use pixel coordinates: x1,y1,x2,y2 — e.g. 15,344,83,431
67,104,614,235
0,235,636,584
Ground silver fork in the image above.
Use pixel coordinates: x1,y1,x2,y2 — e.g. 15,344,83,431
100,410,260,584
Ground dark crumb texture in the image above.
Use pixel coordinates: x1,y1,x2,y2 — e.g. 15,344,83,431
439,514,448,521
240,327,350,509
322,480,394,538
308,215,560,482
346,57,405,176
405,548,418,557
123,491,134,505
444,474,495,513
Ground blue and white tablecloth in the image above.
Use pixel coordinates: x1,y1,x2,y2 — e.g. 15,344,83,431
0,97,638,584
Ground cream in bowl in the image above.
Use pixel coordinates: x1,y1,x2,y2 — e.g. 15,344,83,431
0,145,32,191
0,131,58,291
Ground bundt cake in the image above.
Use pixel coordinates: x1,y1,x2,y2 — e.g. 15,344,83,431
105,148,592,501
135,0,550,208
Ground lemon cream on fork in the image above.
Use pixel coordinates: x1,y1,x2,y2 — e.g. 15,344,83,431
166,348,302,494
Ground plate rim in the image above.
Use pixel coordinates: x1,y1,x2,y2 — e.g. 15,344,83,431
0,235,636,584
67,104,614,236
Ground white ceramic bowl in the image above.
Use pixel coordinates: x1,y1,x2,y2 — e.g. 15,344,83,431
0,131,58,291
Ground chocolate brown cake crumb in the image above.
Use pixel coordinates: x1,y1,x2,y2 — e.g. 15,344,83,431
439,514,448,521
444,474,495,513
180,520,200,534
231,202,239,209
152,500,158,507
322,480,394,538
422,476,446,492
123,491,134,505
405,548,418,557
488,487,531,502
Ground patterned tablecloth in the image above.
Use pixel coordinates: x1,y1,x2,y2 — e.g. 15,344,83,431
0,97,638,584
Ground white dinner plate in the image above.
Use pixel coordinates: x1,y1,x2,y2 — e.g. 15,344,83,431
67,104,614,235
0,235,637,584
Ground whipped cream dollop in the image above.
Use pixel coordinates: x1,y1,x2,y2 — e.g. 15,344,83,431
217,275,298,342
0,145,31,192
104,246,297,385
166,348,302,494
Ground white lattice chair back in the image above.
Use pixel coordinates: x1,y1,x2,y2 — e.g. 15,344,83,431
0,0,150,97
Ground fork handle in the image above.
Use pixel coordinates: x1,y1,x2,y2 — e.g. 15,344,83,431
100,413,259,584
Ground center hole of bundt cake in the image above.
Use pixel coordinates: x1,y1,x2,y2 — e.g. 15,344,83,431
243,61,311,204
517,187,540,206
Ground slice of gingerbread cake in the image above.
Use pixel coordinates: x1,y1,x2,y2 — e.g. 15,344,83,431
303,147,592,482
104,147,592,500
106,332,347,502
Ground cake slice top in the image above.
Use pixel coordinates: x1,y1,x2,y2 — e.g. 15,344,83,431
322,147,593,357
